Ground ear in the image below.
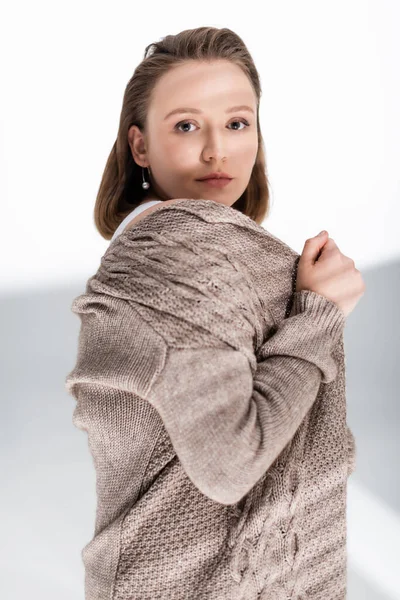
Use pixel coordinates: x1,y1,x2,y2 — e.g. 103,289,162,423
128,124,149,168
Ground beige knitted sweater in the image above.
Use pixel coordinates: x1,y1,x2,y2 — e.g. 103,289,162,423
65,198,356,600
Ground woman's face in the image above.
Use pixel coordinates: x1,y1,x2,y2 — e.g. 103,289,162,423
128,59,259,208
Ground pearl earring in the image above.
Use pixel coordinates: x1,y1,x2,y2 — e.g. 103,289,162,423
142,166,150,190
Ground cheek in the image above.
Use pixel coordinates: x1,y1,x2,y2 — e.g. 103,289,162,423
156,137,194,164
235,136,258,160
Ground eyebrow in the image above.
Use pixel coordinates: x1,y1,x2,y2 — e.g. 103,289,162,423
163,105,255,121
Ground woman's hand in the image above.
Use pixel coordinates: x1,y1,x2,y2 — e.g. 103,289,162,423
296,231,366,318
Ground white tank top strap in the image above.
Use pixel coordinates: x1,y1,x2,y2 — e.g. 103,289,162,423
110,200,163,243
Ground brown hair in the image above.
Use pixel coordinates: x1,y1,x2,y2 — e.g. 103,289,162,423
94,26,272,240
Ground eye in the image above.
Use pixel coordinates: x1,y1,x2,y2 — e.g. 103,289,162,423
174,118,250,133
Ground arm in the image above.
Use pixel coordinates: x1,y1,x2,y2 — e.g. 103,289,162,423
144,289,344,505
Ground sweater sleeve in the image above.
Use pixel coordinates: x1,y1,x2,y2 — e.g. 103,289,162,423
86,217,346,506
145,290,344,506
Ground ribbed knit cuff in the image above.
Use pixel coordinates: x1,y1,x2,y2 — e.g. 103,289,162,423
258,290,346,384
289,290,346,341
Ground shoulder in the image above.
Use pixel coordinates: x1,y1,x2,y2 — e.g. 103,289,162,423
123,198,192,231
99,200,263,358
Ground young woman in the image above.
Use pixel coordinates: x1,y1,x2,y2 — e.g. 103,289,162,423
66,26,364,600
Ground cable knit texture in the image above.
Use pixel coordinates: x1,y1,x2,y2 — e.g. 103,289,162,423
65,198,356,599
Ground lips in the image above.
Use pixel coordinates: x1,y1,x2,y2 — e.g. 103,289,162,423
197,172,232,180
197,177,232,188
